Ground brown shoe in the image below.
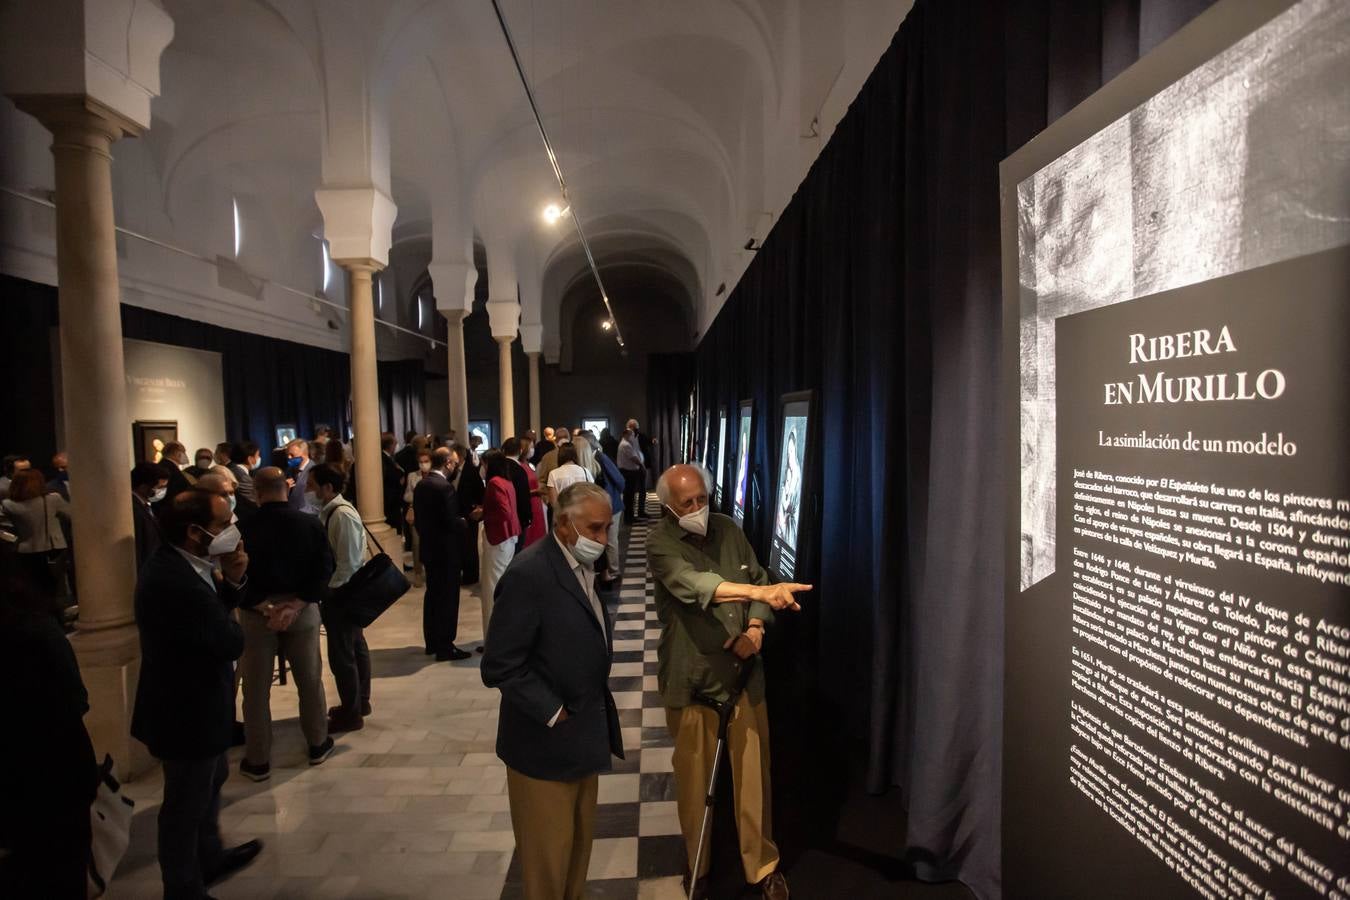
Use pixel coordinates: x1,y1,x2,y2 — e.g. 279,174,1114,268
756,870,789,899
326,710,364,733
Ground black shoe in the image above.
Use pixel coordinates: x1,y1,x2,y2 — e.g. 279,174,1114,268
681,871,710,900
308,737,336,766
361,699,372,717
230,721,246,747
239,759,270,782
204,839,263,886
436,646,471,661
327,710,364,733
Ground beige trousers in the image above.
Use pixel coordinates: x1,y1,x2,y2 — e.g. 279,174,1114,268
666,694,779,884
239,602,328,764
505,767,599,900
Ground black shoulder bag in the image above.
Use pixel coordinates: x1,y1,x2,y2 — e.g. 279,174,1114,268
329,512,410,628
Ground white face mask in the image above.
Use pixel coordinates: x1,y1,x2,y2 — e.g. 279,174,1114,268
568,522,606,564
198,523,241,557
667,503,709,536
419,461,432,473
149,486,167,503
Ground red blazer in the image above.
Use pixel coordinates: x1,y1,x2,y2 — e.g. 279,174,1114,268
483,476,521,546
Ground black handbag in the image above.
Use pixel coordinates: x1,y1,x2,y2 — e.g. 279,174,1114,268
330,517,410,628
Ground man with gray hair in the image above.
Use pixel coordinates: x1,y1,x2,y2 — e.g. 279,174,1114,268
648,463,810,900
482,481,624,900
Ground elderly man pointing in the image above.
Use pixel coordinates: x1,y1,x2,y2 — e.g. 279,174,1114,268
648,463,810,900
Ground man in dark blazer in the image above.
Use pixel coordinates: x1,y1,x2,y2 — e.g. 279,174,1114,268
455,444,485,585
414,447,469,660
482,481,624,900
131,489,261,899
380,432,406,532
155,440,194,506
501,436,534,550
131,461,168,572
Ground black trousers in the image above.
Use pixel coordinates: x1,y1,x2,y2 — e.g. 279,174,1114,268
423,553,461,652
321,602,370,715
621,468,646,521
0,800,90,899
159,753,228,900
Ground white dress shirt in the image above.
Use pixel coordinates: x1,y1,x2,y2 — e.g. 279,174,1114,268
547,532,607,726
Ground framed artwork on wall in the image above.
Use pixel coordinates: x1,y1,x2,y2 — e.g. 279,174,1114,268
132,420,178,464
768,391,814,582
732,399,753,525
275,424,298,448
469,420,493,451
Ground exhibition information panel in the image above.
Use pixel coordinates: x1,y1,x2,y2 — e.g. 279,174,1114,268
1055,249,1348,897
1003,2,1350,895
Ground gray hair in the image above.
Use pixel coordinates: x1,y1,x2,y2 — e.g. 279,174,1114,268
656,463,713,506
557,481,610,517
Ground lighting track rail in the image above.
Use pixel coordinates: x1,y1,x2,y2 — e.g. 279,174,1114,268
489,0,626,350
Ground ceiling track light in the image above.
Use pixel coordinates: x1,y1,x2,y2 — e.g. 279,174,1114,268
491,0,625,351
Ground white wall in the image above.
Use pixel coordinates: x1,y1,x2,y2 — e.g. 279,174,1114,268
57,337,226,465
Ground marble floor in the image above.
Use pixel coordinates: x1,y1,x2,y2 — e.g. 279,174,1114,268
107,494,685,900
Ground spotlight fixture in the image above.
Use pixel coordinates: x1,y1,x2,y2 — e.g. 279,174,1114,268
715,282,726,297
744,238,761,252
601,318,613,332
542,203,571,225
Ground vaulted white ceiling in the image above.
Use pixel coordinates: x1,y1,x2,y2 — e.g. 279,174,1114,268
4,0,913,355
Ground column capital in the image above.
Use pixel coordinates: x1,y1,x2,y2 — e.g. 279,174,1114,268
494,334,515,346
12,94,142,147
520,322,544,355
315,186,397,267
2,0,174,132
331,257,385,275
428,260,477,315
486,297,520,341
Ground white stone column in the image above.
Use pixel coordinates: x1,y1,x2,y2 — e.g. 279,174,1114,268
429,259,476,442
336,260,396,552
486,295,520,443
316,186,398,555
527,352,541,435
520,322,544,435
495,336,515,440
445,310,470,440
15,98,147,775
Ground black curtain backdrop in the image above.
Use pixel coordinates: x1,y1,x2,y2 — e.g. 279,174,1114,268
0,275,427,459
644,351,695,473
666,1,1214,897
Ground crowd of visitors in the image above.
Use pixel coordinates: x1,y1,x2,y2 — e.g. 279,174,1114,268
0,418,662,897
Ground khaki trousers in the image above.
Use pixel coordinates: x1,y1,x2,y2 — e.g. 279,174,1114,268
505,767,599,900
666,694,779,884
239,603,328,764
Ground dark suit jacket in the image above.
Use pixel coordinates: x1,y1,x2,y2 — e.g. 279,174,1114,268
130,546,245,760
482,536,623,781
132,496,162,573
232,493,260,525
156,460,193,505
287,459,314,511
414,473,463,565
237,501,334,608
507,460,532,534
381,452,405,527
394,445,420,479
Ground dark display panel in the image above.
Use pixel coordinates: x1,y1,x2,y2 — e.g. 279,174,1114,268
1002,2,1350,896
769,394,811,581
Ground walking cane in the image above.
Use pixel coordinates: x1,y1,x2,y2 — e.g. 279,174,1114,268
687,654,758,900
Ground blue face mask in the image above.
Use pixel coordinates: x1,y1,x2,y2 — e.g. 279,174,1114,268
228,495,237,513
287,457,302,470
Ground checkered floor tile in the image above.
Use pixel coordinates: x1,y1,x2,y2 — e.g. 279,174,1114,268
499,494,687,899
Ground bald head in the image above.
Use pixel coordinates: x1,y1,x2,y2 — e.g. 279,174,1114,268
196,472,234,497
253,466,289,502
657,464,712,516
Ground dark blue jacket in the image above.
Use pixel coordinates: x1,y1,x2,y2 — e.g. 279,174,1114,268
595,451,625,515
482,535,624,780
131,546,244,760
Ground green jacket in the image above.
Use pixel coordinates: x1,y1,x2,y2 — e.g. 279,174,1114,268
647,512,775,707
